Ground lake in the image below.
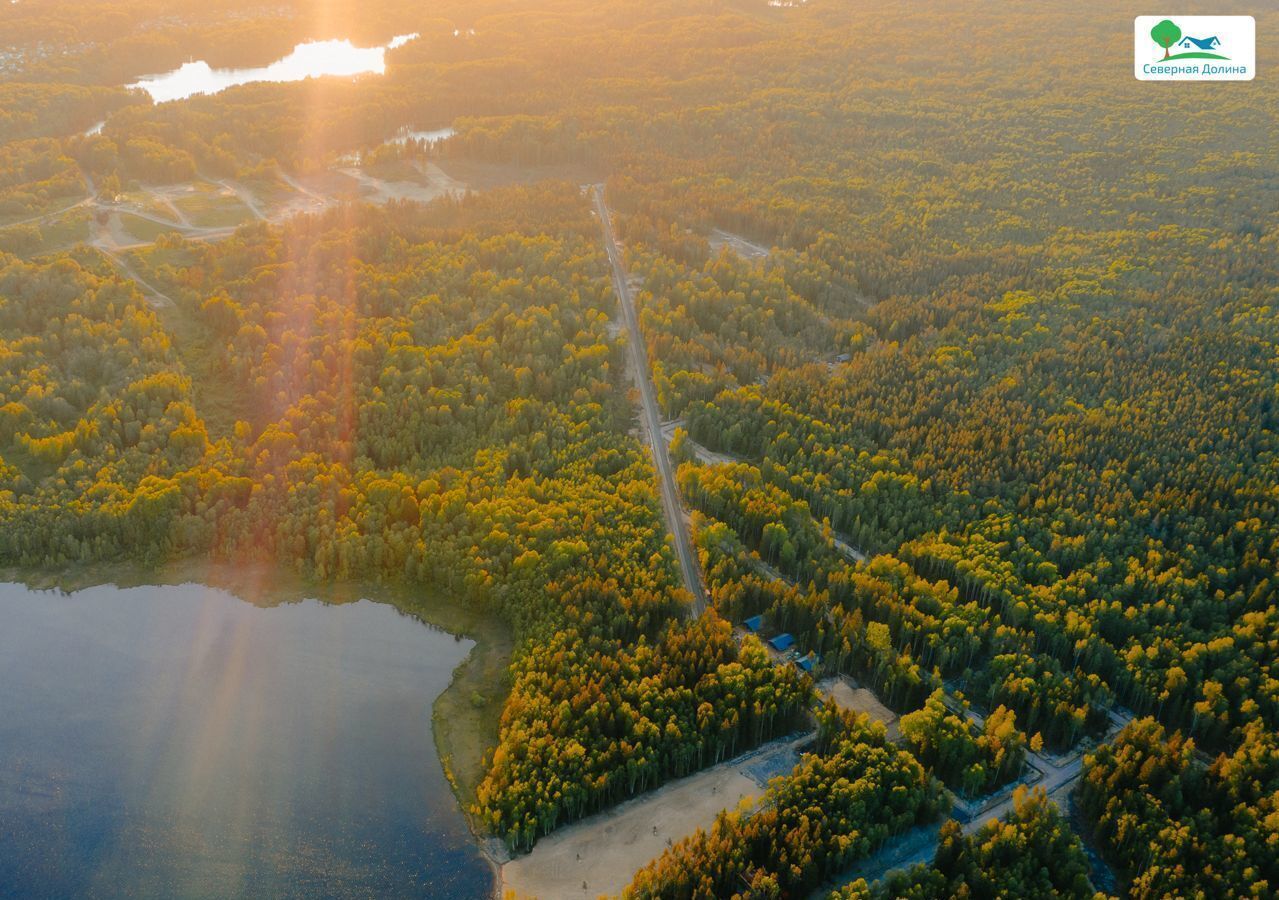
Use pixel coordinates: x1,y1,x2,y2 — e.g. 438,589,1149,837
130,34,419,103
388,127,457,148
0,581,493,898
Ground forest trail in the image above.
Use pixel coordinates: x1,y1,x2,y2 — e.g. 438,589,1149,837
593,185,707,615
95,247,174,309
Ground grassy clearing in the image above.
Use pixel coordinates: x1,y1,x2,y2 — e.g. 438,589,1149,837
241,176,301,214
363,158,432,185
118,213,180,244
0,194,83,229
170,191,255,229
430,596,513,826
119,192,179,222
0,211,90,258
296,169,363,199
38,210,91,249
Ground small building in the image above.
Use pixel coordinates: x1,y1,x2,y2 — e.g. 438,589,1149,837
743,614,764,633
793,655,815,674
768,633,795,653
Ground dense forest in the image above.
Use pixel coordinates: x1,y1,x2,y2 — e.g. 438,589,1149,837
2,0,1277,895
1079,717,1278,898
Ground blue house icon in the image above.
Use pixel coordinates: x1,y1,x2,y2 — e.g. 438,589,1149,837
1179,35,1221,51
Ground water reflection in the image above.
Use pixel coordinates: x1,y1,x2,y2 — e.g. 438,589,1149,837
0,581,491,898
388,126,457,147
130,34,419,103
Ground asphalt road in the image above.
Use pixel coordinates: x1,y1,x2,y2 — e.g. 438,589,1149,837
593,185,707,615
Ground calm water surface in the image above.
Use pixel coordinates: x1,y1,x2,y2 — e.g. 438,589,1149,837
130,34,418,103
0,582,492,898
388,127,456,147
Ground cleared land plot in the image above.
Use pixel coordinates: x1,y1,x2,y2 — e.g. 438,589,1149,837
709,228,770,261
117,212,181,244
0,194,86,229
117,192,180,223
0,211,90,256
240,177,303,215
37,211,91,249
362,158,435,184
340,161,466,206
294,169,364,200
501,735,807,899
170,190,255,229
821,676,900,742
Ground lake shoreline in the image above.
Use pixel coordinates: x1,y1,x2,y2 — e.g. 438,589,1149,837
0,556,512,896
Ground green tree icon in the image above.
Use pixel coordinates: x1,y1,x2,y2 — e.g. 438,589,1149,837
1151,19,1182,59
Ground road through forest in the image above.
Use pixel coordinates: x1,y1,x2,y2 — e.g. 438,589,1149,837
592,185,707,615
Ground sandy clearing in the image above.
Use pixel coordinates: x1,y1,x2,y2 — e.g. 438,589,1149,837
820,676,900,742
336,160,466,206
501,735,807,899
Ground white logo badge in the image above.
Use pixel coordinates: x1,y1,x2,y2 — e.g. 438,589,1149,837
1135,16,1255,81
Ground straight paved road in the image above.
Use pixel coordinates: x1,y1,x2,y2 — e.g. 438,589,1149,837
593,185,707,614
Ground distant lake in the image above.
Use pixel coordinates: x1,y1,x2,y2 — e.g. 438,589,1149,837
129,34,418,103
0,582,492,898
388,126,457,147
